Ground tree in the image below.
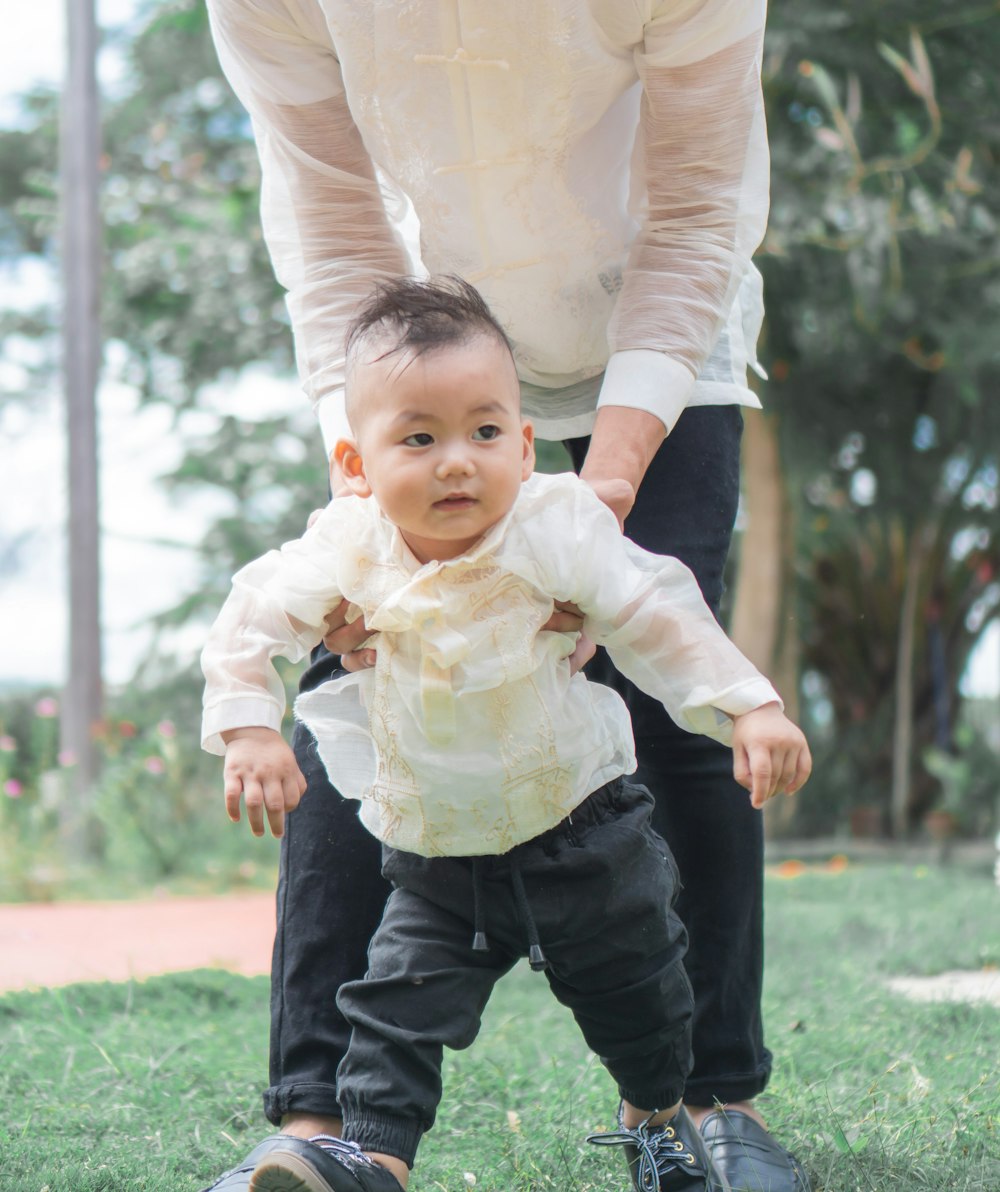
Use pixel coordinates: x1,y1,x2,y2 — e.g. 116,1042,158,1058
1,0,327,649
60,0,104,852
757,3,1000,833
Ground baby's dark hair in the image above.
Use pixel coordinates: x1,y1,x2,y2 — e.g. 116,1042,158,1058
345,275,513,374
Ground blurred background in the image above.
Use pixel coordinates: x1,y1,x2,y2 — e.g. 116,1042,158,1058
2,0,999,899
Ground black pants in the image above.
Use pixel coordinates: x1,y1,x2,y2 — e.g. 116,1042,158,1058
336,781,692,1166
263,404,770,1125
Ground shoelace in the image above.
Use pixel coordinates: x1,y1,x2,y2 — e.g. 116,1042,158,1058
308,1134,377,1167
587,1113,698,1191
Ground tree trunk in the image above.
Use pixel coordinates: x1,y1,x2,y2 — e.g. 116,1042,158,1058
60,0,104,859
731,409,782,672
730,407,800,837
891,526,926,838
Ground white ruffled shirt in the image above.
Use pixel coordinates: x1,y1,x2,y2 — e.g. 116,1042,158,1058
202,474,780,857
205,0,770,451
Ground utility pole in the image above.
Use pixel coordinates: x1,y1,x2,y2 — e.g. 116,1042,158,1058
60,0,104,856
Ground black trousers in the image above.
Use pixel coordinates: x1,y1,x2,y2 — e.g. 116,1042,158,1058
336,780,692,1166
263,404,770,1125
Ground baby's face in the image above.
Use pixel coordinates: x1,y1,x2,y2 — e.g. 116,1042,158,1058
346,335,535,564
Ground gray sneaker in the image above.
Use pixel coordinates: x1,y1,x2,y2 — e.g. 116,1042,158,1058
587,1105,731,1192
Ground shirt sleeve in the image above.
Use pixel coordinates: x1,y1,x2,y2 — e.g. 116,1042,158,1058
200,508,348,753
206,0,412,448
598,0,770,433
541,481,780,745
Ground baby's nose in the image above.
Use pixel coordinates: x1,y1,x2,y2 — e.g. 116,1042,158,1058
437,446,475,476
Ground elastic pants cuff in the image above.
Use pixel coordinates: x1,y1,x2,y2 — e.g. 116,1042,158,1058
684,1062,771,1109
343,1109,424,1168
619,1083,687,1114
263,1081,343,1127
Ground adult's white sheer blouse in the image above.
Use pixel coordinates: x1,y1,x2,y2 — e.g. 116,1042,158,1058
201,474,780,857
206,0,771,450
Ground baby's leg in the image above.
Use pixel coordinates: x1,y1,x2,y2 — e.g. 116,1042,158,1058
538,784,693,1111
336,879,519,1181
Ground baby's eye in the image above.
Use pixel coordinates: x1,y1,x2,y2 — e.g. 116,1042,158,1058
402,432,434,447
472,424,501,441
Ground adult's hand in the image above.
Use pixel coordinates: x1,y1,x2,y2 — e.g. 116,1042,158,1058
322,598,378,671
544,602,596,673
311,466,378,670
584,478,635,530
578,405,666,527
322,598,594,673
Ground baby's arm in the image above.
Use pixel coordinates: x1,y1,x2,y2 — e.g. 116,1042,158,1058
222,726,307,838
539,482,811,800
202,506,350,834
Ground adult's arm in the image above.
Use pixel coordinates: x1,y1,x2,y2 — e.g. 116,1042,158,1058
581,0,770,505
206,0,411,451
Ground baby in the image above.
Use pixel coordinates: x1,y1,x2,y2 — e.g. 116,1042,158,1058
202,276,810,1192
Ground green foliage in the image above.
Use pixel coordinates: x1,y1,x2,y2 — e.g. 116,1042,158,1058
0,0,323,662
762,5,1000,831
99,2,291,405
0,684,281,902
0,864,997,1189
1,0,291,408
923,724,1000,835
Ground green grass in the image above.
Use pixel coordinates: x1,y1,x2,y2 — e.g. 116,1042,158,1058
1,861,997,1191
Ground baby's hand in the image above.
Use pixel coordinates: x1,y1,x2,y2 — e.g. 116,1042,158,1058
221,726,307,837
731,703,812,809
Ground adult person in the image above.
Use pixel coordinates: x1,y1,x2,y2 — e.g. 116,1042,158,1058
200,4,810,1192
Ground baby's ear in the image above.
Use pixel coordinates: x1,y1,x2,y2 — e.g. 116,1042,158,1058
332,439,372,498
520,419,536,480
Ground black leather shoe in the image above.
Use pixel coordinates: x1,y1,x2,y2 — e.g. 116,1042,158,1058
588,1105,731,1191
699,1111,810,1192
249,1135,405,1192
200,1137,301,1192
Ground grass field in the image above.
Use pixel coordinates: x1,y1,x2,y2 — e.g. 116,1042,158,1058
1,860,997,1191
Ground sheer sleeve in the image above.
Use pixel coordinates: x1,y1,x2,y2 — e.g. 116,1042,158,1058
527,479,780,744
599,0,770,429
200,509,348,753
206,0,411,446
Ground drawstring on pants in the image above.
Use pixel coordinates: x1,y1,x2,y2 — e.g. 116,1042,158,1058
511,854,548,971
468,855,549,972
471,858,488,954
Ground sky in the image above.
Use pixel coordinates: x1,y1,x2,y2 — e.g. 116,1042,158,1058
1,0,998,697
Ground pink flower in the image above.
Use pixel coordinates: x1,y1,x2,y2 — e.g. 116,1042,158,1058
34,697,58,718
144,756,166,775
4,779,23,798
58,750,78,767
156,720,176,739
0,735,16,753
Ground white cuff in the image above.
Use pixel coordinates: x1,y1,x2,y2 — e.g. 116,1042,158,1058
202,696,285,755
596,350,696,436
315,392,352,458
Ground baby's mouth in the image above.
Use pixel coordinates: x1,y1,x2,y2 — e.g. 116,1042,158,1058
434,494,477,510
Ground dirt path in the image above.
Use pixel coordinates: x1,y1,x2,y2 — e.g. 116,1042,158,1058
0,893,275,993
2,891,998,1007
